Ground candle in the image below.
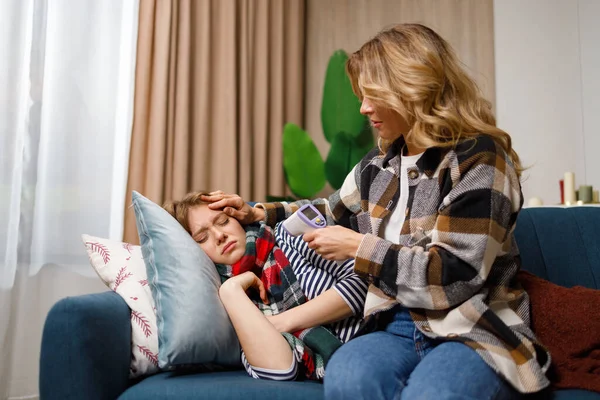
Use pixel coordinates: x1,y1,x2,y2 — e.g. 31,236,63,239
559,179,564,204
564,172,576,204
579,185,593,203
528,197,543,207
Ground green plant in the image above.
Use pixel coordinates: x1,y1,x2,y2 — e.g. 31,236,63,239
282,50,374,199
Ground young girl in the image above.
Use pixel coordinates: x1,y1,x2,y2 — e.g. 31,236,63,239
201,24,551,399
163,192,367,382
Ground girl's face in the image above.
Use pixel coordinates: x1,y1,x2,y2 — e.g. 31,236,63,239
187,205,247,265
360,97,411,142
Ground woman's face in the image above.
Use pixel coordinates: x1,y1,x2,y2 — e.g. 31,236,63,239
187,205,247,265
360,97,411,142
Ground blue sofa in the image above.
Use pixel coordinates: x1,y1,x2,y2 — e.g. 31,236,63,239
39,207,600,400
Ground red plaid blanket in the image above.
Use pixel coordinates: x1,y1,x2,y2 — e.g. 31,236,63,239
215,222,341,380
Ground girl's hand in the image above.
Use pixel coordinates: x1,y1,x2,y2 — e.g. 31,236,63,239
200,191,265,225
221,271,269,304
303,226,364,261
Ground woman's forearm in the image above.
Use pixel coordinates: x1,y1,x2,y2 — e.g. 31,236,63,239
271,287,354,333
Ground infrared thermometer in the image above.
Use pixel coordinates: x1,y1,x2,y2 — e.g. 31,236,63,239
281,204,326,236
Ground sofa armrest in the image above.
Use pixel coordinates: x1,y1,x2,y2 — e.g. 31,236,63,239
40,291,132,400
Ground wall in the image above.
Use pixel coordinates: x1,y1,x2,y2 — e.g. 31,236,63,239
579,0,600,202
305,0,495,194
494,0,600,205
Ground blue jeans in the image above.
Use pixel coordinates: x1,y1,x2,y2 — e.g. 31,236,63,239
324,305,523,400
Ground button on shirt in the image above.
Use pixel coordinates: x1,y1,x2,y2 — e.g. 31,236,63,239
384,151,424,244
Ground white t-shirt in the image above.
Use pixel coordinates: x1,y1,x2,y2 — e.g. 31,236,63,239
383,151,424,244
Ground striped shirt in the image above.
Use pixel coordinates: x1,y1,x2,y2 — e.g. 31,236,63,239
275,222,368,343
241,221,368,380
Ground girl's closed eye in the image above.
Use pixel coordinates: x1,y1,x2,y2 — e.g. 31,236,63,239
217,216,229,226
196,233,208,244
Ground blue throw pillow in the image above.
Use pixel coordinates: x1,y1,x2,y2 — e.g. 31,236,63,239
131,191,241,370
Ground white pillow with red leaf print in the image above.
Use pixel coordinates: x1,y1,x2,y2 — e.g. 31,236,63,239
82,234,159,378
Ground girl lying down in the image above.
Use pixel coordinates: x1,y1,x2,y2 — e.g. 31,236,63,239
163,191,368,381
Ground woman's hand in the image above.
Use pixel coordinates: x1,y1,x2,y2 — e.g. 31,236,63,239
303,226,364,261
220,271,269,304
200,191,265,225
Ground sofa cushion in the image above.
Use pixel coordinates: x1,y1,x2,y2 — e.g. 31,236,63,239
551,390,600,400
131,191,241,370
515,207,600,289
519,271,600,393
82,234,159,378
118,370,324,400
118,371,600,400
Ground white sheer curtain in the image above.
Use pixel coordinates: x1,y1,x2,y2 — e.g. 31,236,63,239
0,0,139,398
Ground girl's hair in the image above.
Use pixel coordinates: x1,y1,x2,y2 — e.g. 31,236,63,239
162,191,209,234
346,23,523,176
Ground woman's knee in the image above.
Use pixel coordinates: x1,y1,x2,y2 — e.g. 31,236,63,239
401,342,519,400
325,333,412,400
324,339,365,385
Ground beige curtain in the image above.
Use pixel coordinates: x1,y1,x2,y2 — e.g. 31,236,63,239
123,0,305,244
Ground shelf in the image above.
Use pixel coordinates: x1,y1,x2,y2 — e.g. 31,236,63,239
524,203,600,209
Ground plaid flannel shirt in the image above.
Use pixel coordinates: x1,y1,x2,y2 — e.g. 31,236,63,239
259,135,551,393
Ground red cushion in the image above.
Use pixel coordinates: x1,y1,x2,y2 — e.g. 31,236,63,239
518,270,600,392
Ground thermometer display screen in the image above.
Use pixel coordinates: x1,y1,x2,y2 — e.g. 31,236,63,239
301,206,319,220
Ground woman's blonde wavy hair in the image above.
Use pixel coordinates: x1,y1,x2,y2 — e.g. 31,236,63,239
346,23,523,176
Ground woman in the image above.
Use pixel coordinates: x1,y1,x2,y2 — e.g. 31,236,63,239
201,23,550,399
163,192,367,381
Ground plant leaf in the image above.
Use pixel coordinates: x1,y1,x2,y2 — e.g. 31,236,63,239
321,49,369,143
325,131,375,190
283,123,326,198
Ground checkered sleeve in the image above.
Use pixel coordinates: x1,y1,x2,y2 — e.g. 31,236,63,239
354,141,523,310
255,153,370,228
